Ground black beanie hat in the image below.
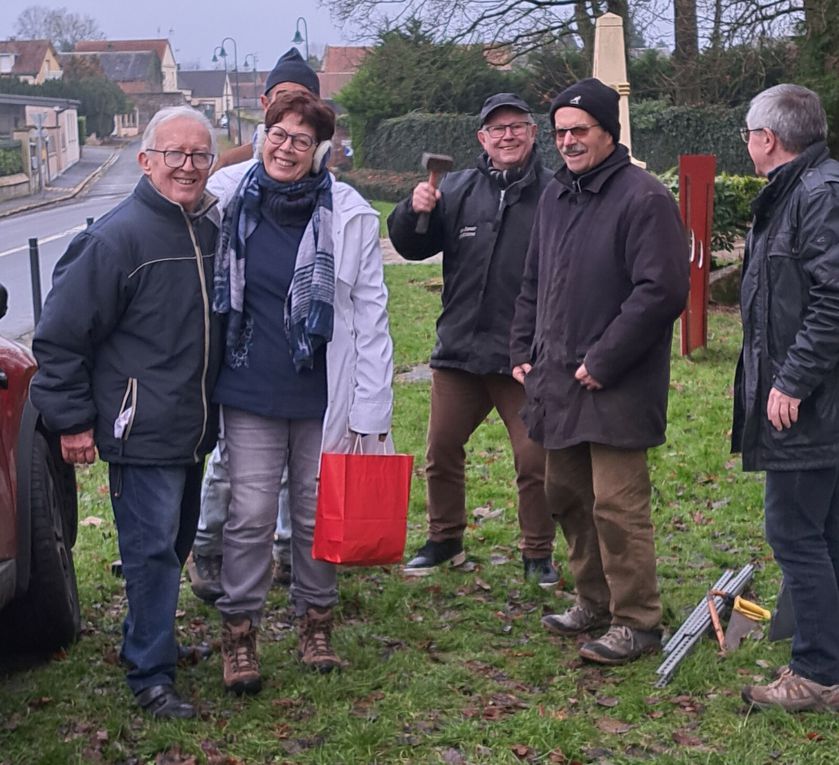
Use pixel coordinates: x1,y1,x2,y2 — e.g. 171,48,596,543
549,78,620,144
264,47,320,96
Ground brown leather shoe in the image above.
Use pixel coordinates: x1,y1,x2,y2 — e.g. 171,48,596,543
221,616,261,695
298,607,341,673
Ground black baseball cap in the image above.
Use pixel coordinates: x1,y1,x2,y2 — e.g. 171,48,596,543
479,93,532,125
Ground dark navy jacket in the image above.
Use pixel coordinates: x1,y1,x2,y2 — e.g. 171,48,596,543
30,175,223,465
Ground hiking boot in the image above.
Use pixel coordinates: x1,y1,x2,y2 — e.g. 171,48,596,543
541,602,611,636
742,666,839,712
578,624,661,665
403,539,466,576
272,542,292,587
298,607,341,673
186,552,223,603
221,616,261,695
523,556,559,589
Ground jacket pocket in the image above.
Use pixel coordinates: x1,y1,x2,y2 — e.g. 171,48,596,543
113,377,138,442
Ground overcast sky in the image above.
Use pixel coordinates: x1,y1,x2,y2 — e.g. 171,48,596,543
0,1,364,70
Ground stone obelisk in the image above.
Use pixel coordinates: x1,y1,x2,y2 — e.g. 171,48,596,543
592,12,645,167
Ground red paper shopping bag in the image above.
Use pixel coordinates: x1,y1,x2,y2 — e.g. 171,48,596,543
312,450,414,565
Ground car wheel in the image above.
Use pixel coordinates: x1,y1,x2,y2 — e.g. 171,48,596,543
0,433,81,652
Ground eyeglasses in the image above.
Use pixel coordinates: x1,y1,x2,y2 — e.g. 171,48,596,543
553,124,600,141
482,121,533,139
265,125,315,151
739,127,766,143
145,149,214,170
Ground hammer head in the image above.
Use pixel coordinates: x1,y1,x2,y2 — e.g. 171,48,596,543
421,152,454,174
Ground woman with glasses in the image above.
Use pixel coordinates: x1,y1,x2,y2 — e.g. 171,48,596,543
211,90,393,694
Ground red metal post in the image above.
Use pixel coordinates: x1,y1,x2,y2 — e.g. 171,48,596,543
678,155,716,355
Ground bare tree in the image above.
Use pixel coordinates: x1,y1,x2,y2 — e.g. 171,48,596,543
323,0,635,59
14,5,105,52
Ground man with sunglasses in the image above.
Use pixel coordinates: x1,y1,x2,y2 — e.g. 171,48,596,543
30,106,222,718
734,85,839,712
510,78,688,664
388,93,558,585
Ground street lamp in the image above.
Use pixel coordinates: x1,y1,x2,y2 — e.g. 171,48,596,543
216,37,241,144
243,53,258,109
292,17,309,63
212,45,232,141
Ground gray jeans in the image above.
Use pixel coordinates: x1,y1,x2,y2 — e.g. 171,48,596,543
194,422,291,558
215,407,337,623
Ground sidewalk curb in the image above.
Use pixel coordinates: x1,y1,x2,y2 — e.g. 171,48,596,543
0,145,125,220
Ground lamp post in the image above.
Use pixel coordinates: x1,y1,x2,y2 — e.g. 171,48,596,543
216,37,241,144
243,53,258,109
293,17,309,63
212,45,232,141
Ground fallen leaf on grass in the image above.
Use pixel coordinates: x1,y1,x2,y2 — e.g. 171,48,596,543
547,750,568,764
648,710,665,719
473,505,504,522
28,696,52,709
672,729,705,747
806,732,824,742
595,695,619,708
490,553,511,565
441,748,465,764
81,516,103,527
595,717,633,734
155,748,198,765
474,578,491,591
511,743,533,759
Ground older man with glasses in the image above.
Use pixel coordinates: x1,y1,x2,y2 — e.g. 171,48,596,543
30,106,222,719
734,84,839,712
510,78,689,665
388,93,558,585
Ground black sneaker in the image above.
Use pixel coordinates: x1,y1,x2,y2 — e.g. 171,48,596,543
403,539,466,576
523,556,559,589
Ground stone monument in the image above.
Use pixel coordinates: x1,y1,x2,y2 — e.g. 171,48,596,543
592,12,645,167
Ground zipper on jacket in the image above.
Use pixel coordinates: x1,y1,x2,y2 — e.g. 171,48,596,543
114,377,138,459
184,211,211,463
493,188,507,230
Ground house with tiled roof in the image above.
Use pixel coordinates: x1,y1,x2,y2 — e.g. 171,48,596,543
0,40,62,85
178,69,232,126
74,39,178,92
318,45,370,100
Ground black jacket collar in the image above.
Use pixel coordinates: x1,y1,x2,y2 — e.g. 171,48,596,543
751,141,830,221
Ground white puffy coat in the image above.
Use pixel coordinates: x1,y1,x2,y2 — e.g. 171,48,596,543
208,161,394,454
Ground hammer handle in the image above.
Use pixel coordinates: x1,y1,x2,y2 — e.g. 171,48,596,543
415,171,441,235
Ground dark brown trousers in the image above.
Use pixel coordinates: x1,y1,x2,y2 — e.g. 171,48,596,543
425,368,555,558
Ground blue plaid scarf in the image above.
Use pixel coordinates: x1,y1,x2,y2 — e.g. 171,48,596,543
214,162,335,371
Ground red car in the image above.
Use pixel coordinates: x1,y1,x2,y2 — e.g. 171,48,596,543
0,284,80,652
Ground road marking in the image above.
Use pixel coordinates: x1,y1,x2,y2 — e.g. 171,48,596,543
0,224,86,259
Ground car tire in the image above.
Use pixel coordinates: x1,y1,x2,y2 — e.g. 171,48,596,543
0,432,81,652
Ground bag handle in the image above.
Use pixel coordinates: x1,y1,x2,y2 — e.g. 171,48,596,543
350,432,387,454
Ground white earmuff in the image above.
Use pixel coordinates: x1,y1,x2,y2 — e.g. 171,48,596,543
311,141,332,174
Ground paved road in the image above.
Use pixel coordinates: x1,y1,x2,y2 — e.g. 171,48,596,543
0,142,141,339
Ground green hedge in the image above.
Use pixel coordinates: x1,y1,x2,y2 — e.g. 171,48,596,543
335,168,427,202
361,103,754,175
0,140,23,177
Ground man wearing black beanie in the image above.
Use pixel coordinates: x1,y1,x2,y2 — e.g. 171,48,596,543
510,78,690,665
212,47,321,172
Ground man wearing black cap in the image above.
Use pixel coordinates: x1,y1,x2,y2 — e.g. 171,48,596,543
510,78,689,664
186,47,321,600
212,47,320,172
388,93,558,585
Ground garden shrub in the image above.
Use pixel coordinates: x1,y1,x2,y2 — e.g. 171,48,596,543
0,140,23,176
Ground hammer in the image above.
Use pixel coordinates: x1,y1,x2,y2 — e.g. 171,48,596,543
416,152,453,234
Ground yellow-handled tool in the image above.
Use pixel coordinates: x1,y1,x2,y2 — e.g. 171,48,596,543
733,596,771,622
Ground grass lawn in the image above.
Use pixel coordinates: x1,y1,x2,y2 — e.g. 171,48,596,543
3,265,839,764
370,201,396,238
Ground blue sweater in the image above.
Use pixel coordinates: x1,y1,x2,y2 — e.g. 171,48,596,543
213,204,327,420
